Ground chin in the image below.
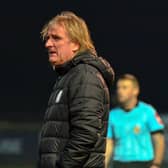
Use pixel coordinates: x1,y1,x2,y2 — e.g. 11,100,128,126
117,99,126,104
49,58,58,64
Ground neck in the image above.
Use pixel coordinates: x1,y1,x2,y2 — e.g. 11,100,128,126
121,98,138,111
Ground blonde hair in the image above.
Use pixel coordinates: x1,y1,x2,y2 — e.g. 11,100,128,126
41,11,97,56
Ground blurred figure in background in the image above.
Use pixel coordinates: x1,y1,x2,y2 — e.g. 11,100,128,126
38,11,114,168
105,74,165,168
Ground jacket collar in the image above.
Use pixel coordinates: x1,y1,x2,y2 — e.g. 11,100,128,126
54,51,92,75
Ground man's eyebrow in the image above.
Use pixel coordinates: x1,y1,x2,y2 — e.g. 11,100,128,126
52,34,62,39
44,34,62,41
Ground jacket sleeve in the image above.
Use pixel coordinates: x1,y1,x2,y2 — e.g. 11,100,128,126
58,70,106,168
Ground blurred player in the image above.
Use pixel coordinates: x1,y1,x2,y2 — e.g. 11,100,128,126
38,11,114,168
105,74,165,168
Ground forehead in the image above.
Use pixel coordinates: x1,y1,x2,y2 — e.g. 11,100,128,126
117,79,134,86
47,23,68,36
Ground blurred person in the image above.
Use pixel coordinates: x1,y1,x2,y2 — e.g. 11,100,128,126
38,11,115,168
105,74,165,168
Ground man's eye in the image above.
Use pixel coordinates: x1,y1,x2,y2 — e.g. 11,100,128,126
53,35,61,40
44,36,49,41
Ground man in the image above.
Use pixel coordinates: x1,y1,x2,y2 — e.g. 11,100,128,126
105,74,165,168
38,11,115,168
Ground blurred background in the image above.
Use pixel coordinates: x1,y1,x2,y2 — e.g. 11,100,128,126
0,0,167,167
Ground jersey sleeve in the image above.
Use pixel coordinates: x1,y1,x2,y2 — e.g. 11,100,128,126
107,111,114,139
146,106,164,133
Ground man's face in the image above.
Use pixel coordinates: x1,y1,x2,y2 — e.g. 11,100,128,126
116,79,139,104
45,23,79,66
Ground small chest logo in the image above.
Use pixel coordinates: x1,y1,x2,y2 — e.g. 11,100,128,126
133,125,141,134
55,90,63,103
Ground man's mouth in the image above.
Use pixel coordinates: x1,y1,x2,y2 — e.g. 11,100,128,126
48,51,57,56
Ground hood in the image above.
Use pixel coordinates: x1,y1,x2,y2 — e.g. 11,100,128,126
55,52,115,91
71,52,115,91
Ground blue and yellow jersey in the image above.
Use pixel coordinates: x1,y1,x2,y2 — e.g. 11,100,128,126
107,101,164,162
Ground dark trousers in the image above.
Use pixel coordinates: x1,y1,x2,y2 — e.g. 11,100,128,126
113,161,152,168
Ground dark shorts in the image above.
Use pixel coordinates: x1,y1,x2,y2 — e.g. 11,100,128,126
113,161,152,168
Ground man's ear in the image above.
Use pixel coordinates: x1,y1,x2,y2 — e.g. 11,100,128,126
134,87,140,96
71,42,80,53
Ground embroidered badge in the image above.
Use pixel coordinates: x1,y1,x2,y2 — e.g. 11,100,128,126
134,125,141,134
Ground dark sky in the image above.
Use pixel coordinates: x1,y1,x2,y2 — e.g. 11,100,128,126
0,1,168,121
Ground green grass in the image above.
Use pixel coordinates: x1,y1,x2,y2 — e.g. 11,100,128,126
0,163,35,168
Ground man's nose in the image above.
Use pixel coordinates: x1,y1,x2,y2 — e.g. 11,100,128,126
45,38,53,48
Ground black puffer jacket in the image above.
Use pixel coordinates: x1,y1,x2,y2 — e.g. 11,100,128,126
39,52,114,168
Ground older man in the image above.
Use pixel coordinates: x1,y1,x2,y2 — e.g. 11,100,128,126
38,11,114,168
